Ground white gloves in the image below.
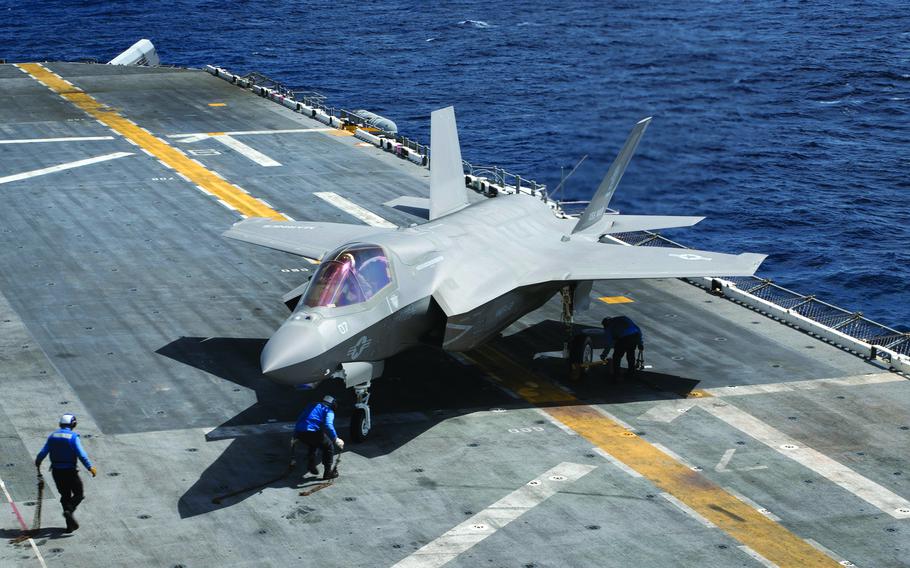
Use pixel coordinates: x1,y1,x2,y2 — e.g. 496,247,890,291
335,438,345,450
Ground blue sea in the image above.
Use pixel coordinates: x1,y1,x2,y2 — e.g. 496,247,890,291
3,1,908,329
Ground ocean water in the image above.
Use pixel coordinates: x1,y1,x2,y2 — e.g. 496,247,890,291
2,1,908,329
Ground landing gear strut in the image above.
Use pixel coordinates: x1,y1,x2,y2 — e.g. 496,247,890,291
561,283,604,380
331,361,383,443
351,381,372,443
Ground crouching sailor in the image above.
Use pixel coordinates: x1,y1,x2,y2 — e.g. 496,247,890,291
602,316,644,376
35,414,97,533
294,395,344,480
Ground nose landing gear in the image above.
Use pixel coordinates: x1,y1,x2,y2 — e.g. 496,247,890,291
351,382,372,442
332,361,383,443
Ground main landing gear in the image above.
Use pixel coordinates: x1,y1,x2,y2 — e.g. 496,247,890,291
559,283,608,381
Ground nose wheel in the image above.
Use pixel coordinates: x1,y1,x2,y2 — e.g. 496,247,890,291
350,381,372,442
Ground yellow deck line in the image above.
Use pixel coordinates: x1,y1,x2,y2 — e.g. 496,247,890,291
471,346,837,568
599,295,634,304
17,63,286,220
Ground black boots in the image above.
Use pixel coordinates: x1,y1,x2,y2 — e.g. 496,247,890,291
322,468,338,480
63,510,79,533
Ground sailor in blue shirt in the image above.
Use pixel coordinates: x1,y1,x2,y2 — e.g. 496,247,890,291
35,414,97,533
293,395,344,480
602,316,644,376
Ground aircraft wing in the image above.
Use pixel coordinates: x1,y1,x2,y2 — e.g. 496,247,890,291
434,242,764,317
523,242,765,284
223,218,396,261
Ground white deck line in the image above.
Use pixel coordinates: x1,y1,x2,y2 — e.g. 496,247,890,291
700,401,910,519
591,447,643,478
534,407,577,436
660,492,716,528
0,135,115,144
702,372,902,398
0,152,133,185
737,545,779,568
313,191,397,228
0,476,48,568
212,134,282,167
392,462,596,568
168,127,333,138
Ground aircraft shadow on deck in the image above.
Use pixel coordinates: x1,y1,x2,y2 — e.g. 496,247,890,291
500,319,703,401
159,325,701,518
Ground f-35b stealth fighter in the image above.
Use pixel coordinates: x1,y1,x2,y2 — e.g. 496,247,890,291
224,107,765,440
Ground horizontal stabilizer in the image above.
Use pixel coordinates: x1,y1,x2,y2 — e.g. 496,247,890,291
429,107,469,220
573,117,651,234
576,214,705,235
223,218,395,261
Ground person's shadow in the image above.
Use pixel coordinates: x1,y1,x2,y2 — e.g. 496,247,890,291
1,526,70,543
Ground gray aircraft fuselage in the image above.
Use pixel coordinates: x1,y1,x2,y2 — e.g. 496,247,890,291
260,194,568,387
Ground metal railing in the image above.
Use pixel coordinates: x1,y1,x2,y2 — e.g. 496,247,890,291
609,231,910,358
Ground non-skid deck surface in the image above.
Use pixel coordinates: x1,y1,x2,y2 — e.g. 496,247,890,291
0,63,906,567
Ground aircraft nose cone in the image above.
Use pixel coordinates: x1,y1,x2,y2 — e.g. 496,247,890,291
260,323,322,384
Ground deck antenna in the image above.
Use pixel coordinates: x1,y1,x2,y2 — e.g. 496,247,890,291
549,154,588,201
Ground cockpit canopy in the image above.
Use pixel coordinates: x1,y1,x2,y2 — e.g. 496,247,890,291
303,245,393,308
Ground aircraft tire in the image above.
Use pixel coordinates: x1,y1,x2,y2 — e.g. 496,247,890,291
568,335,593,379
351,408,370,442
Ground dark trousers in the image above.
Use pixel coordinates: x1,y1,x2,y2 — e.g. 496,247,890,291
51,468,84,514
296,430,334,471
612,333,642,375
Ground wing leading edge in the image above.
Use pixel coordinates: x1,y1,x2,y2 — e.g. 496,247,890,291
223,218,396,261
522,242,765,284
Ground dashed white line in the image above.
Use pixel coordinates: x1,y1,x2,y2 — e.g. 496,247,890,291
738,545,779,568
701,401,910,519
314,191,397,228
703,372,901,398
392,462,596,568
650,442,700,470
218,200,238,211
722,486,781,521
591,447,643,478
0,475,48,568
168,127,334,138
212,134,282,167
0,135,115,144
660,492,716,528
534,408,577,436
0,152,134,185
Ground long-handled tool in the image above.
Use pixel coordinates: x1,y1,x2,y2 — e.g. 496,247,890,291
9,472,44,545
299,449,341,497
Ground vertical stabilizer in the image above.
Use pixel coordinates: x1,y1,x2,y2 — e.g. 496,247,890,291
429,106,469,220
572,116,651,234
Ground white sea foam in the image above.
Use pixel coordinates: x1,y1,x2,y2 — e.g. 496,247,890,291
458,19,492,28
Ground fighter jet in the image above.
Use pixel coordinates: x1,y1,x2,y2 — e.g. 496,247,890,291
224,108,765,440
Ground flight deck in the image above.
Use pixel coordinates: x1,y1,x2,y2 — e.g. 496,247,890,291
1,62,908,567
